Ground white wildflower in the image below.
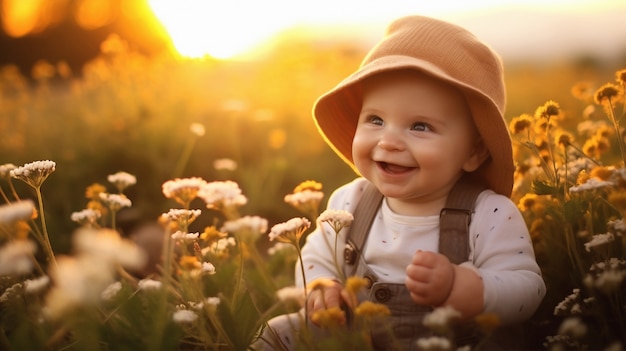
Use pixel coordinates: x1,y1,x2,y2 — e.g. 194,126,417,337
584,232,614,252
45,256,115,320
423,306,461,331
268,217,311,243
0,240,37,275
0,199,35,225
188,300,203,310
608,219,626,236
570,303,582,314
24,275,50,294
213,158,237,171
138,278,162,291
569,178,614,193
171,231,199,241
221,216,268,243
162,177,208,205
101,281,122,301
268,242,296,256
205,296,220,311
558,317,587,339
161,208,201,223
554,289,582,316
415,336,452,350
73,228,147,270
107,171,137,192
0,283,22,302
189,123,205,137
284,190,324,207
203,237,236,256
0,163,16,178
199,180,247,210
70,208,101,226
10,160,56,188
99,192,132,211
173,309,198,323
202,262,216,275
318,209,354,233
584,269,626,294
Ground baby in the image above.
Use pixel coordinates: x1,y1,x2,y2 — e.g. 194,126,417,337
256,15,546,350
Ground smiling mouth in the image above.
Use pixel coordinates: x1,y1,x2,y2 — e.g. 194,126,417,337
377,162,415,174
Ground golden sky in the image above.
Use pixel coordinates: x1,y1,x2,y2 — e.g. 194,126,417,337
2,0,625,61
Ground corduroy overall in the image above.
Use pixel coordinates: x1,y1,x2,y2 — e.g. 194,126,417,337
341,177,484,350
253,177,493,351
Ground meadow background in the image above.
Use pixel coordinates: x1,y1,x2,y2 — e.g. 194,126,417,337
1,0,626,349
2,29,622,255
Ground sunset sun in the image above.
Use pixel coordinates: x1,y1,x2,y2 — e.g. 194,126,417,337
147,0,290,59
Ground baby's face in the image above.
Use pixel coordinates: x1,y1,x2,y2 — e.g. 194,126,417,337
352,70,487,215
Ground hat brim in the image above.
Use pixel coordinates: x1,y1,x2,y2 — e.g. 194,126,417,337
313,55,514,197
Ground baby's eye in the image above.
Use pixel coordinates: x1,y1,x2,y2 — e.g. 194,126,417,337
411,122,432,132
367,115,384,125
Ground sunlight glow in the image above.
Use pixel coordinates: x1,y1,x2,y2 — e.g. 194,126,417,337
147,0,623,60
147,0,288,59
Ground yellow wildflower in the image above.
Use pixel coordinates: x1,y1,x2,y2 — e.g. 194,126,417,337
594,83,620,105
343,276,370,308
533,117,558,135
571,81,594,101
590,166,614,181
200,226,228,244
576,170,590,186
596,125,613,139
311,306,345,328
344,276,369,295
293,180,323,193
87,199,108,218
535,100,561,120
354,301,391,319
616,68,626,86
179,255,201,270
583,135,610,160
508,114,533,135
85,183,107,201
517,193,538,212
307,277,338,292
554,130,574,148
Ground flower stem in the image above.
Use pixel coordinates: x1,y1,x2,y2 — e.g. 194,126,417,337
296,241,308,327
606,99,626,167
333,231,346,282
35,186,57,270
173,137,197,179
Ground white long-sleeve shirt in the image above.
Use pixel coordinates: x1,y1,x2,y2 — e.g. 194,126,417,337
297,177,546,325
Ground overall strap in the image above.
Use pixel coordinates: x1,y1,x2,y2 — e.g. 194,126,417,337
439,177,485,264
343,182,383,277
344,176,485,276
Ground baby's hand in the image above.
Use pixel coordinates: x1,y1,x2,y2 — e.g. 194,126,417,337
306,279,348,326
405,250,455,307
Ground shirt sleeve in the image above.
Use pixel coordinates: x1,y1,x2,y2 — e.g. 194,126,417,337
468,191,546,325
294,178,367,287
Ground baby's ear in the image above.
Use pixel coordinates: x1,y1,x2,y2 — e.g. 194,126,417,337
463,138,490,172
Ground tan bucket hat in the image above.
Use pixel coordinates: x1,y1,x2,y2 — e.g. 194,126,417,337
313,15,514,197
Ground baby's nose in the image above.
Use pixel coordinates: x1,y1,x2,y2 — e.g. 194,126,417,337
377,130,404,151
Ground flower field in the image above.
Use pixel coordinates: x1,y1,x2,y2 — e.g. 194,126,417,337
1,33,625,350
